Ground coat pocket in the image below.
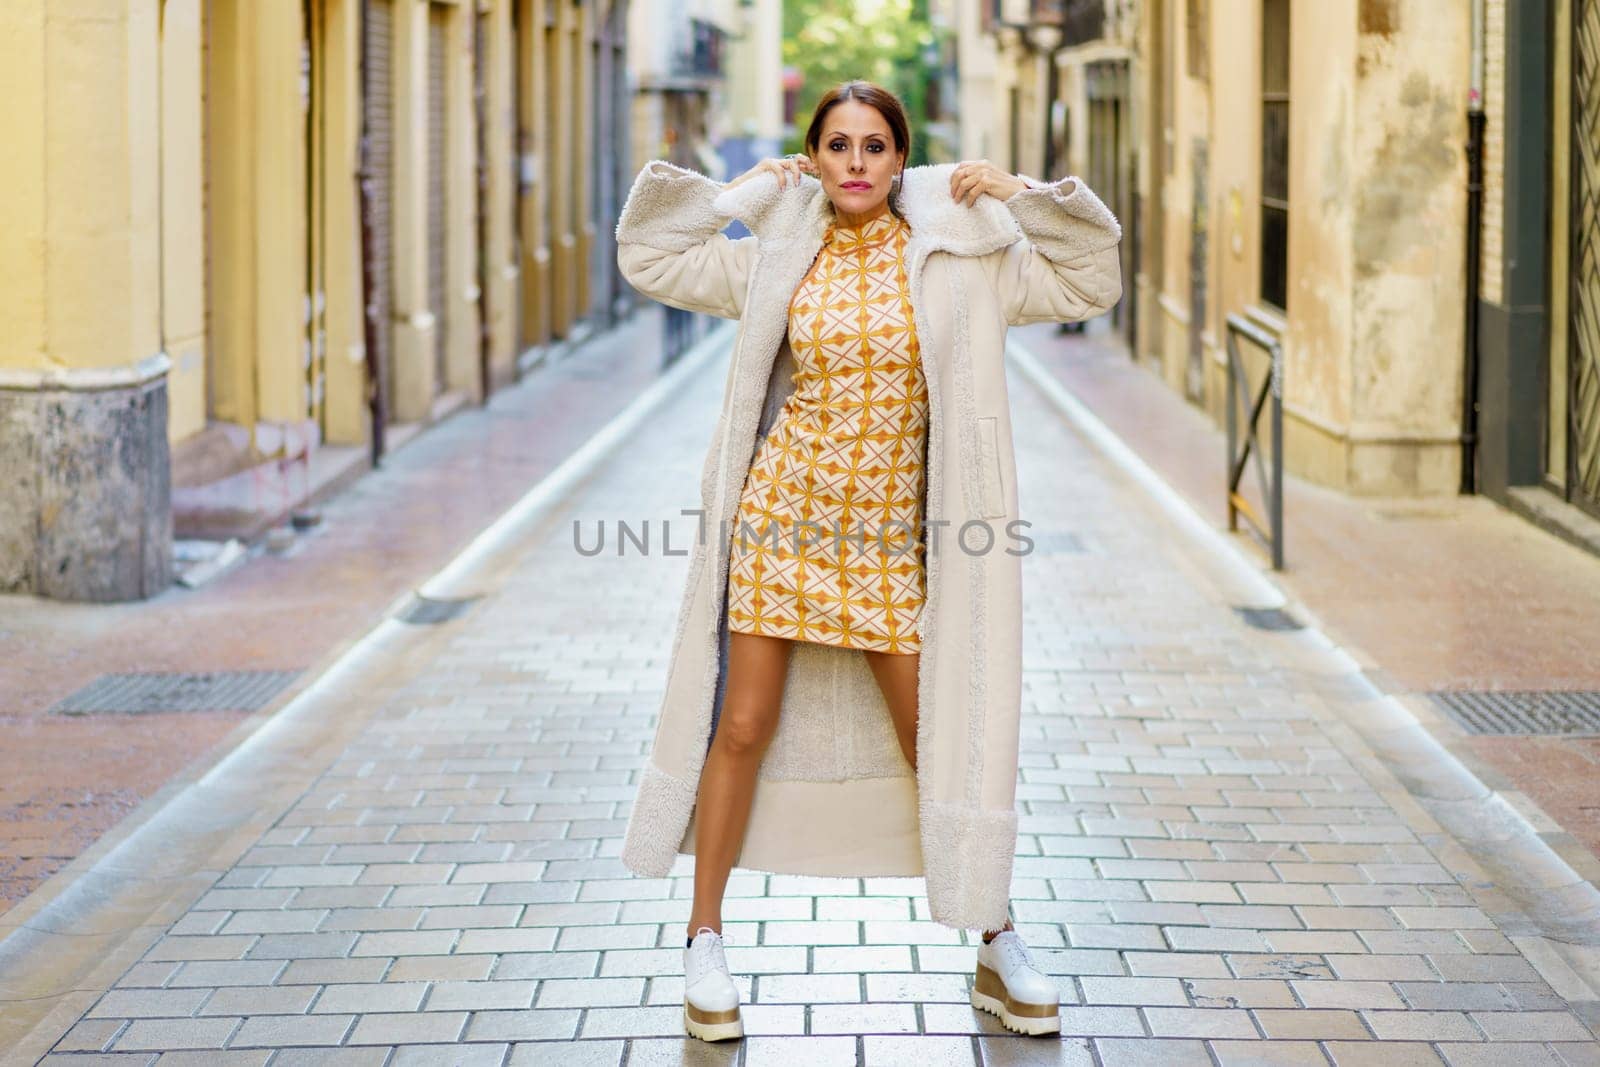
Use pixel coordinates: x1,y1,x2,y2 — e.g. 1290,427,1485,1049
976,415,1006,519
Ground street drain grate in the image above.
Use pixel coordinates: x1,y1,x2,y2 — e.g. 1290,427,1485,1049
1430,691,1600,736
396,593,481,625
1234,606,1304,631
51,671,300,715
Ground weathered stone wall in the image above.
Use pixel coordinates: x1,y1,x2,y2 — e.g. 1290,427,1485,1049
0,368,173,601
1136,0,1471,495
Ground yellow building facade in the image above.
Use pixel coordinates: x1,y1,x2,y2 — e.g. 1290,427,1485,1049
954,2,1138,346
0,0,631,601
622,0,786,189
958,1,1598,555
961,2,1473,497
1132,0,1474,497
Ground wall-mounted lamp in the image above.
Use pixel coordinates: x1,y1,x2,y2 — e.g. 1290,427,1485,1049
995,13,1066,56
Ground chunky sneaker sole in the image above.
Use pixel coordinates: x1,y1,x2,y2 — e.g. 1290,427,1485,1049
971,961,1062,1036
684,1001,744,1042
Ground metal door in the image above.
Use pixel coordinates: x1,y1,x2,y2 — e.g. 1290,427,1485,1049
427,4,450,395
365,0,395,411
1086,60,1131,343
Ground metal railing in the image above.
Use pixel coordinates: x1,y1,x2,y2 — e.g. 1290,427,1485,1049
671,18,725,80
1224,314,1285,570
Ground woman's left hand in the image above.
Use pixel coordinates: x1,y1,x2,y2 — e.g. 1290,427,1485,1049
950,160,1027,207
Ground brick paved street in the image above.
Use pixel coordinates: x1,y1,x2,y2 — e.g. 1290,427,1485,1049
13,335,1600,1065
1015,322,1600,880
0,310,681,912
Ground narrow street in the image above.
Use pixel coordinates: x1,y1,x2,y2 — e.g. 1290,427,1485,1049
7,330,1598,1066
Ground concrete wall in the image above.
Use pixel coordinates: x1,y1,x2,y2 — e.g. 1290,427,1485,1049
1135,0,1471,497
1346,0,1469,492
954,1,1006,165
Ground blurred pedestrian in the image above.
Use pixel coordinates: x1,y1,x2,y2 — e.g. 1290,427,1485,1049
614,79,1123,1042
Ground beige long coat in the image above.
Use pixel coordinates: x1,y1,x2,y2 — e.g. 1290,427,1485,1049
613,158,1122,929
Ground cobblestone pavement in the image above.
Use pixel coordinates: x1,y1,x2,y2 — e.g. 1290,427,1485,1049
0,309,679,912
1015,322,1600,872
21,339,1600,1065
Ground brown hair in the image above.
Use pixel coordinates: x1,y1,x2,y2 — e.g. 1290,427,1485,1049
804,81,912,217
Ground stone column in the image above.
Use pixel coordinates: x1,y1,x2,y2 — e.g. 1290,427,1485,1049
483,0,521,388
445,1,481,400
1343,1,1472,494
391,0,440,422
0,1,173,601
323,0,375,447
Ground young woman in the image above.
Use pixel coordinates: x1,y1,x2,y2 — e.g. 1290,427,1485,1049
614,81,1122,1042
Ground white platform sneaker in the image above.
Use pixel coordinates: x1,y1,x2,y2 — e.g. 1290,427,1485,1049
683,926,744,1041
971,929,1062,1035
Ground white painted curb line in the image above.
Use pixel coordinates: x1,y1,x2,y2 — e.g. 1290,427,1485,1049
0,318,741,1058
204,318,739,784
421,320,737,600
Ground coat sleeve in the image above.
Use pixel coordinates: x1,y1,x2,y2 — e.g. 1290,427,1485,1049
990,174,1123,327
614,160,756,321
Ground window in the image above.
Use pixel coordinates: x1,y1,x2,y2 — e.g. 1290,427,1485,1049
1260,0,1290,310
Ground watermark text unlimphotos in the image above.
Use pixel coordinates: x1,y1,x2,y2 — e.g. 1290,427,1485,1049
572,510,1036,558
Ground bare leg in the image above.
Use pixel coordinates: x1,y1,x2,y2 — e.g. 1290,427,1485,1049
863,648,1015,941
686,631,794,941
862,649,920,770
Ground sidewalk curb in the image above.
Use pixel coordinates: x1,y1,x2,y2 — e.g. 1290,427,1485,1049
1009,337,1600,1009
422,321,736,601
0,321,737,1065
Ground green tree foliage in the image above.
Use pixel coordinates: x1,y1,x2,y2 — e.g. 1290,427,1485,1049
782,0,938,166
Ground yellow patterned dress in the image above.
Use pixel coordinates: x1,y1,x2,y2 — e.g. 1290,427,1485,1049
725,209,927,655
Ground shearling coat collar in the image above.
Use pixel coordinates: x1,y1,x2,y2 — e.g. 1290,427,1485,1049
612,157,1123,930
710,163,1029,259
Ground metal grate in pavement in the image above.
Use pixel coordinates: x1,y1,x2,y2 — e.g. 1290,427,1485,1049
51,671,300,716
395,593,480,625
1430,690,1600,736
1234,606,1304,631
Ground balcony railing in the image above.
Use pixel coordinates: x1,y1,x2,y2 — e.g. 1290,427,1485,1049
671,18,726,81
1027,0,1107,48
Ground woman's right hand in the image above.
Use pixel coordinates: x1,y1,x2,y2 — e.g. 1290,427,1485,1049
727,154,817,190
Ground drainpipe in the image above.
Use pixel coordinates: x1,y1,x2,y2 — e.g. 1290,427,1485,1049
1461,0,1486,494
1043,47,1062,178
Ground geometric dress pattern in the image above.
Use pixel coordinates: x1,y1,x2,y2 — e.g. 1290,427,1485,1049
725,209,928,654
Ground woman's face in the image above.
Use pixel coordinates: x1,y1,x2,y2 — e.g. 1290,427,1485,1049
808,100,904,221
